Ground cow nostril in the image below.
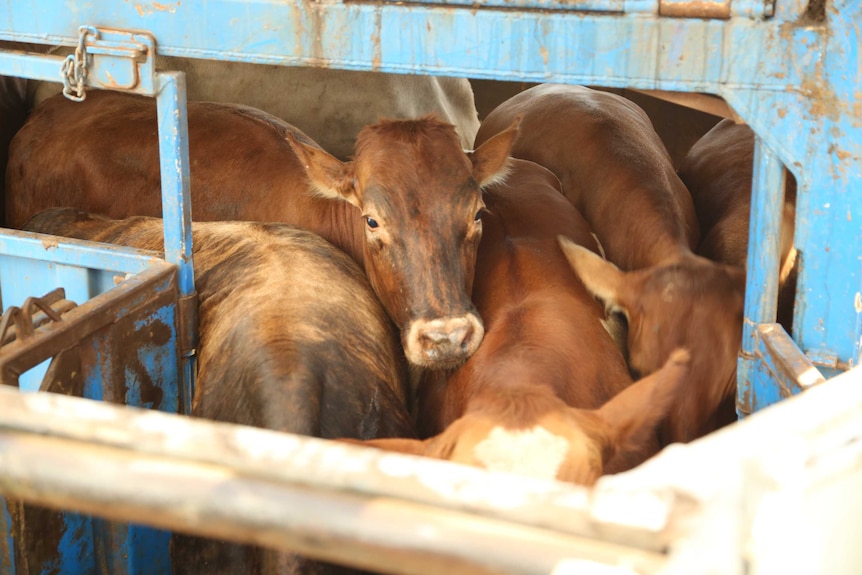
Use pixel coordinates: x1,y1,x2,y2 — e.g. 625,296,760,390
406,315,484,368
422,330,452,346
422,322,472,349
450,324,473,349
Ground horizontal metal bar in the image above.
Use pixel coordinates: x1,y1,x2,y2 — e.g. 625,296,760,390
0,388,669,574
0,49,67,82
0,385,672,551
404,0,626,13
757,323,826,394
0,2,801,92
0,229,167,275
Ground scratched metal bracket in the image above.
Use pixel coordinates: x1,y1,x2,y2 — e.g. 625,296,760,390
0,258,181,574
0,25,197,411
62,27,158,100
738,323,826,416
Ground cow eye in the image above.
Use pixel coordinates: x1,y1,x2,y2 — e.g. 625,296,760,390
366,216,379,230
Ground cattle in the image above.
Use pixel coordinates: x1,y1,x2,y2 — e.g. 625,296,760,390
25,52,480,159
23,207,415,575
8,90,520,369
352,159,691,485
475,84,744,444
677,118,798,330
0,66,31,222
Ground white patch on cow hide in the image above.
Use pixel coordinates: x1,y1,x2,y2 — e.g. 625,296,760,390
473,425,569,480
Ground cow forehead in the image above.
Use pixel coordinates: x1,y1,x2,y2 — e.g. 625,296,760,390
639,262,745,306
353,123,476,193
360,177,481,221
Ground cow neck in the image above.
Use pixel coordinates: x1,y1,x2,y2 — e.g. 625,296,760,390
297,196,366,266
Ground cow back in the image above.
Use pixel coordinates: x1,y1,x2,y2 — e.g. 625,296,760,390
23,208,413,575
475,84,699,270
7,91,361,248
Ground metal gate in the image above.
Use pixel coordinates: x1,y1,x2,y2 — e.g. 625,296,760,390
0,0,859,572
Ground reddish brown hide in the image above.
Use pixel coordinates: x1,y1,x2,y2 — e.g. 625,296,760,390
0,71,30,225
8,90,520,369
352,160,691,485
476,84,744,444
23,208,414,575
677,118,798,331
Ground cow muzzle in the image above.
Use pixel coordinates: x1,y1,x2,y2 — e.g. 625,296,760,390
405,315,485,368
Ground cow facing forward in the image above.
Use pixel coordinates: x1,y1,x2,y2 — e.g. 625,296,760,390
8,90,520,369
23,207,415,575
354,160,691,485
476,84,744,444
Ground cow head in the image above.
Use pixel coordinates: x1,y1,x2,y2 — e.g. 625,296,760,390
349,350,689,485
559,237,745,443
287,116,520,369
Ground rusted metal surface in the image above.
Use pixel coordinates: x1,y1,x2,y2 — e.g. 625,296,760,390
0,266,179,404
0,387,672,574
659,0,731,18
0,288,75,347
0,264,181,573
0,386,675,553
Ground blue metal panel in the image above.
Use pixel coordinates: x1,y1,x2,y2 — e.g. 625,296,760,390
0,1,802,87
737,137,787,414
155,71,195,415
1,500,13,574
0,235,180,573
1,0,853,383
0,231,162,392
0,0,857,570
0,230,162,275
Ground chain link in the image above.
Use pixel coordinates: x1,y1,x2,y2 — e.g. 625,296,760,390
61,26,99,102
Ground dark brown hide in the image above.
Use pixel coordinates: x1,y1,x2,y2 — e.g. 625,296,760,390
23,208,414,575
0,72,30,225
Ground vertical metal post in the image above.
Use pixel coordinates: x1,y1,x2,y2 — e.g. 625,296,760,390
155,71,196,416
737,137,788,417
0,500,14,575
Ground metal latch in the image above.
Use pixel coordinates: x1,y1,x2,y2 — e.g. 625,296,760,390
61,25,157,102
658,0,775,19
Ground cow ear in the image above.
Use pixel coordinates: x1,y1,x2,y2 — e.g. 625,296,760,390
286,132,360,208
558,236,633,317
594,349,690,462
469,116,521,188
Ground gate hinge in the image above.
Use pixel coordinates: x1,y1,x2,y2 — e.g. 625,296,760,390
177,291,199,361
62,25,157,102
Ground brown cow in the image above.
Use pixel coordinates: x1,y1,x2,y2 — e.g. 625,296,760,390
677,118,798,330
0,71,30,225
354,160,691,485
476,84,744,444
8,90,520,369
23,207,414,575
